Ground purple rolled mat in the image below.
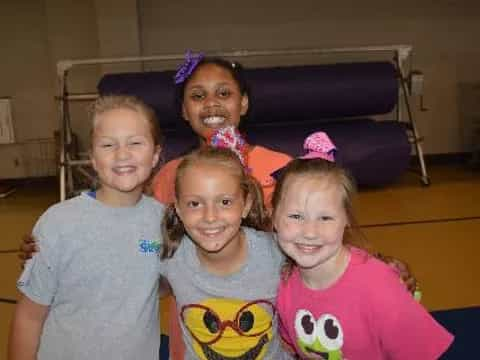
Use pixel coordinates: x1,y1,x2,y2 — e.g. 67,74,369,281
97,61,409,186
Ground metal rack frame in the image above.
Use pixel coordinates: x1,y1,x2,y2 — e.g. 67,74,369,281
56,45,429,201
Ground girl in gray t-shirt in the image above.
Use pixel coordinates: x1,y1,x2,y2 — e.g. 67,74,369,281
159,146,293,360
9,95,164,360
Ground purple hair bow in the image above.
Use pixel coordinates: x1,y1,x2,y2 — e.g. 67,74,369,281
174,50,204,84
301,131,336,162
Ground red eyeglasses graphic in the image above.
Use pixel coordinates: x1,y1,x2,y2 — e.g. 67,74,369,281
180,299,276,346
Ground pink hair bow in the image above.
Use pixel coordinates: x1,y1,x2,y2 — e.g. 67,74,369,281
207,126,249,167
301,131,336,162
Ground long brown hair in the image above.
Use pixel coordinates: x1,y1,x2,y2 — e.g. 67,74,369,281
160,147,270,259
271,158,368,280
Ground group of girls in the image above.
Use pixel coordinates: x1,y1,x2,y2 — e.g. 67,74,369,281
8,51,452,360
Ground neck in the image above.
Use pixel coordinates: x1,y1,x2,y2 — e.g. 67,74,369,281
300,246,351,290
196,230,248,276
95,187,143,207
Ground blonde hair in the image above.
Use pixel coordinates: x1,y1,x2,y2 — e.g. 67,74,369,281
89,95,163,148
161,147,270,259
271,158,368,280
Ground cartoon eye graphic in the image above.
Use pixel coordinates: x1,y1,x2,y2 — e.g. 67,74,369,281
295,309,317,345
238,310,254,332
203,310,220,333
316,314,343,351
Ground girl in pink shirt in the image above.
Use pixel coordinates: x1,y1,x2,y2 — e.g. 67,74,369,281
271,133,453,359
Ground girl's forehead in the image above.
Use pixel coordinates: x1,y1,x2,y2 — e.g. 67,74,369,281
187,63,237,86
281,175,342,203
92,108,151,136
183,160,239,178
178,161,243,195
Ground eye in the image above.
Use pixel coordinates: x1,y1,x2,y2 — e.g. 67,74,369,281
294,309,316,345
288,214,302,221
221,198,233,206
320,216,334,221
98,143,113,148
203,310,220,334
316,314,343,351
186,200,200,208
190,91,205,101
129,139,144,146
217,88,231,98
238,310,254,332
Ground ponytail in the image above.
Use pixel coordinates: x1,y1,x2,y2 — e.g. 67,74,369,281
161,203,186,259
241,175,271,231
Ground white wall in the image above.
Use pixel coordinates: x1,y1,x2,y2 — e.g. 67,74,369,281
139,0,480,154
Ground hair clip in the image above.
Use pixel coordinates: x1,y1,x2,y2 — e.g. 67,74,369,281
174,50,204,84
300,131,336,162
207,126,249,168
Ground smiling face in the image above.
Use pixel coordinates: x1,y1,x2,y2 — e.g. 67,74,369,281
273,175,348,273
181,63,249,143
175,161,252,261
91,107,160,206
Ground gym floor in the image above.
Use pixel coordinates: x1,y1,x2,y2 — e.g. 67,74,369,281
1,162,479,359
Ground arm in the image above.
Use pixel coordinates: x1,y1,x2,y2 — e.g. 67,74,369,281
8,295,49,360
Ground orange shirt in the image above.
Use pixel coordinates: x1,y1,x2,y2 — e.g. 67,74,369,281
152,145,292,206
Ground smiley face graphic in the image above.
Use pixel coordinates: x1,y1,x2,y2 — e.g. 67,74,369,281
181,298,275,359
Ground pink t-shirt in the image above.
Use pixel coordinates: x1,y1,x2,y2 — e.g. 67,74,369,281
277,248,453,359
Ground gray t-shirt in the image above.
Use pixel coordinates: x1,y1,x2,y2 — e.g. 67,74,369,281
18,193,164,360
160,227,293,359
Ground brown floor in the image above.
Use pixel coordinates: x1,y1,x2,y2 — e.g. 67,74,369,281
1,164,479,359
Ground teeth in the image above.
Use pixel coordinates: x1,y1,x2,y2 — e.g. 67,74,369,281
203,116,225,125
113,166,135,174
202,228,223,235
296,244,321,252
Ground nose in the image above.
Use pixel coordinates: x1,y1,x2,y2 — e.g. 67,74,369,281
115,144,131,161
203,203,218,223
204,94,220,108
302,220,319,240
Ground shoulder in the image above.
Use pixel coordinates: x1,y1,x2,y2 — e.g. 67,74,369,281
32,194,92,242
250,145,292,164
348,248,402,290
244,227,274,245
248,146,292,186
140,194,165,215
157,157,182,176
38,194,90,223
345,248,418,315
152,157,183,204
244,227,283,260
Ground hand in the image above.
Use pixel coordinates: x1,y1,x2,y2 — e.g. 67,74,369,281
18,234,39,267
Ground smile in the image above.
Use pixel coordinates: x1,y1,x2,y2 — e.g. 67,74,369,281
200,227,224,236
112,165,136,174
203,116,226,126
200,333,268,360
295,243,323,253
305,346,329,359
